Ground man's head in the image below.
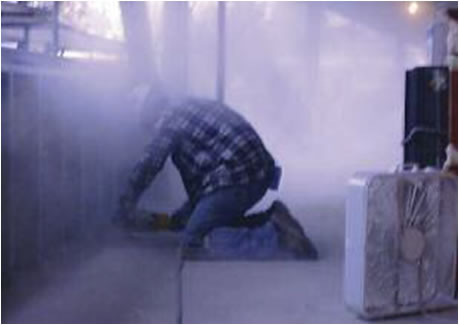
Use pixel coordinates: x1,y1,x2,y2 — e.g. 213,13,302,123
129,82,169,131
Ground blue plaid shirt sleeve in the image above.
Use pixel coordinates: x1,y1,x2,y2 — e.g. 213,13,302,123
118,118,178,217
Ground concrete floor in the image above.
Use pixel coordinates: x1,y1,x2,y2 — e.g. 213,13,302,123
2,200,458,323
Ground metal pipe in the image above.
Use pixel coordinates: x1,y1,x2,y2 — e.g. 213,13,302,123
119,2,157,85
217,2,226,103
176,248,185,323
163,2,189,95
22,26,30,50
52,2,59,55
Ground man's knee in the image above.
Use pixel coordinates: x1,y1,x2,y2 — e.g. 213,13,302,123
180,182,269,247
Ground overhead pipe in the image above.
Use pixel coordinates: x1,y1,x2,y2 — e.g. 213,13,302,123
217,2,226,103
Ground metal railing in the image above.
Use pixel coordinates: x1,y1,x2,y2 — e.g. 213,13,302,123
2,50,132,285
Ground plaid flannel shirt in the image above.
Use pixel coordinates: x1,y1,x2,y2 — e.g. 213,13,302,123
120,97,275,214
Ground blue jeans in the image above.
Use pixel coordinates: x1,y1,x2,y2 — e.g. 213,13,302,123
173,180,290,259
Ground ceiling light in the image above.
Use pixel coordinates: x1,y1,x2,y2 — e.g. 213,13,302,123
408,2,418,15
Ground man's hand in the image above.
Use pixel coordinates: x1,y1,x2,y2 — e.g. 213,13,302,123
127,209,171,232
112,195,136,228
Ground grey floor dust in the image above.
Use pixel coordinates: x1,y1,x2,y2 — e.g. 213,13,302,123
2,200,457,323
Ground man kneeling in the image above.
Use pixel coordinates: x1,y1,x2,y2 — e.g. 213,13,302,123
114,86,318,260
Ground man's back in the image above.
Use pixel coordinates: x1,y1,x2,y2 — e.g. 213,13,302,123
163,98,275,200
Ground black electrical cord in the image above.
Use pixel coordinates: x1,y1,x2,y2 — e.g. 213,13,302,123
176,247,185,324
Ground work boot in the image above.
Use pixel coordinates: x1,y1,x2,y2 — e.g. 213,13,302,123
269,200,319,260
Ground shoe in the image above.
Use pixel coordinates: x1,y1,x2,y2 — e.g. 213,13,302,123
269,200,319,260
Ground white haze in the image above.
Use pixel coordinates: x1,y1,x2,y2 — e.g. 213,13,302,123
137,1,434,214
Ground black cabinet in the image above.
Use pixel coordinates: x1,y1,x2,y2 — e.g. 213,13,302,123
404,67,450,168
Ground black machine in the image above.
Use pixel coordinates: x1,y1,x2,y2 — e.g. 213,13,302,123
404,66,450,168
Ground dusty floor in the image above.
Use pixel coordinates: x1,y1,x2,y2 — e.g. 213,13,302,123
2,199,458,323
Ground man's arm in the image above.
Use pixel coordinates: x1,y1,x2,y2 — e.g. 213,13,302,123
115,129,178,226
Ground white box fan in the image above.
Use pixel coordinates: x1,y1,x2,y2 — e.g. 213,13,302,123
344,171,457,319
